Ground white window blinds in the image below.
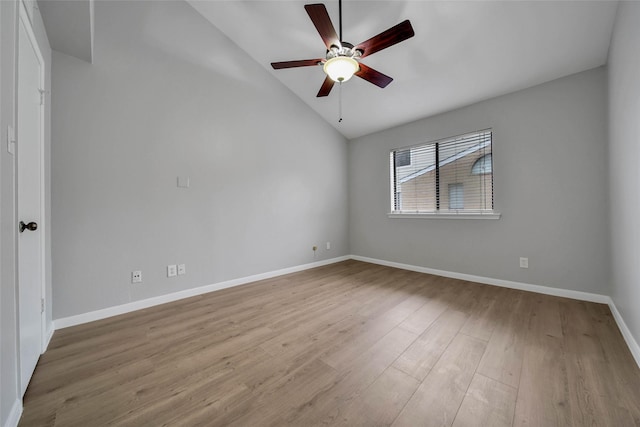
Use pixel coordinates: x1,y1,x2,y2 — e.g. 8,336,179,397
390,130,493,214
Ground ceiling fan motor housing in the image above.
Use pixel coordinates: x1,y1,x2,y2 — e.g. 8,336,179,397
325,42,363,61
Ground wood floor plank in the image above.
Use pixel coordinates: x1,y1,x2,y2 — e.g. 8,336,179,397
19,260,640,427
392,333,487,427
331,366,421,426
459,285,504,341
476,290,532,388
513,293,572,427
583,303,640,422
560,300,640,426
393,308,469,381
396,295,449,336
212,358,340,427
355,269,420,318
560,300,608,361
319,310,418,372
51,345,271,426
20,358,156,426
452,373,517,427
358,366,421,425
290,326,419,426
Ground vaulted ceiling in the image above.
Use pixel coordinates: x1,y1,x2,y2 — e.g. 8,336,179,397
39,0,618,140
189,1,618,139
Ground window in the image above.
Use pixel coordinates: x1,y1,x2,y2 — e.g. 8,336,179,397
448,183,464,209
395,149,411,167
390,129,497,217
472,153,492,175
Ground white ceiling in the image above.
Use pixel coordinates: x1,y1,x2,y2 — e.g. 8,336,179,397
189,0,618,139
38,1,618,140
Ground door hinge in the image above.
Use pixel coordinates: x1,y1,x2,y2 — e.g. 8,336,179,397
7,125,15,155
41,298,45,313
38,88,47,106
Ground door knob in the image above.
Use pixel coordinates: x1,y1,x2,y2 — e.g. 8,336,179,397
19,221,38,233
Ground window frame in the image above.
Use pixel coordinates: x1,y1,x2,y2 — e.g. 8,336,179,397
388,129,501,220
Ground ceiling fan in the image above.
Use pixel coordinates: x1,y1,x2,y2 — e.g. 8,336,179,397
270,1,415,97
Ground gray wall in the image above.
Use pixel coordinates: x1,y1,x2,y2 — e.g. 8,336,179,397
608,2,640,350
51,1,348,319
1,1,52,425
349,67,610,295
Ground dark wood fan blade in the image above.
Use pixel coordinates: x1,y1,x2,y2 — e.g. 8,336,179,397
317,75,335,97
271,59,323,69
355,20,415,58
305,4,340,50
355,63,393,88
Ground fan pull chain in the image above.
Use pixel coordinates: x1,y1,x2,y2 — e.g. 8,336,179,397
338,81,343,123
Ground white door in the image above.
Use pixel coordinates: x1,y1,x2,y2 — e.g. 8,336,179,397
17,4,45,397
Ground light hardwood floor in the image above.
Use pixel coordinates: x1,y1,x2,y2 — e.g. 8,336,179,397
20,260,640,426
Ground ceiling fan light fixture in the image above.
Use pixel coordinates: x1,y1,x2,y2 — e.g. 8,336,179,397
323,56,359,82
270,3,414,97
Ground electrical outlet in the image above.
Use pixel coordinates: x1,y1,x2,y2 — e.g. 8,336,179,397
131,270,142,283
167,264,177,277
178,264,186,275
520,257,529,269
326,241,331,250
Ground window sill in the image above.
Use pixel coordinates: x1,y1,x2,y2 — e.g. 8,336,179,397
388,212,501,220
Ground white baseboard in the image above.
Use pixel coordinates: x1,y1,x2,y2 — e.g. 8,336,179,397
4,399,22,427
351,255,610,304
44,323,54,351
607,298,640,368
54,256,350,330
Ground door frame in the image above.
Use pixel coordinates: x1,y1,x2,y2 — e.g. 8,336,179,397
17,0,47,364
